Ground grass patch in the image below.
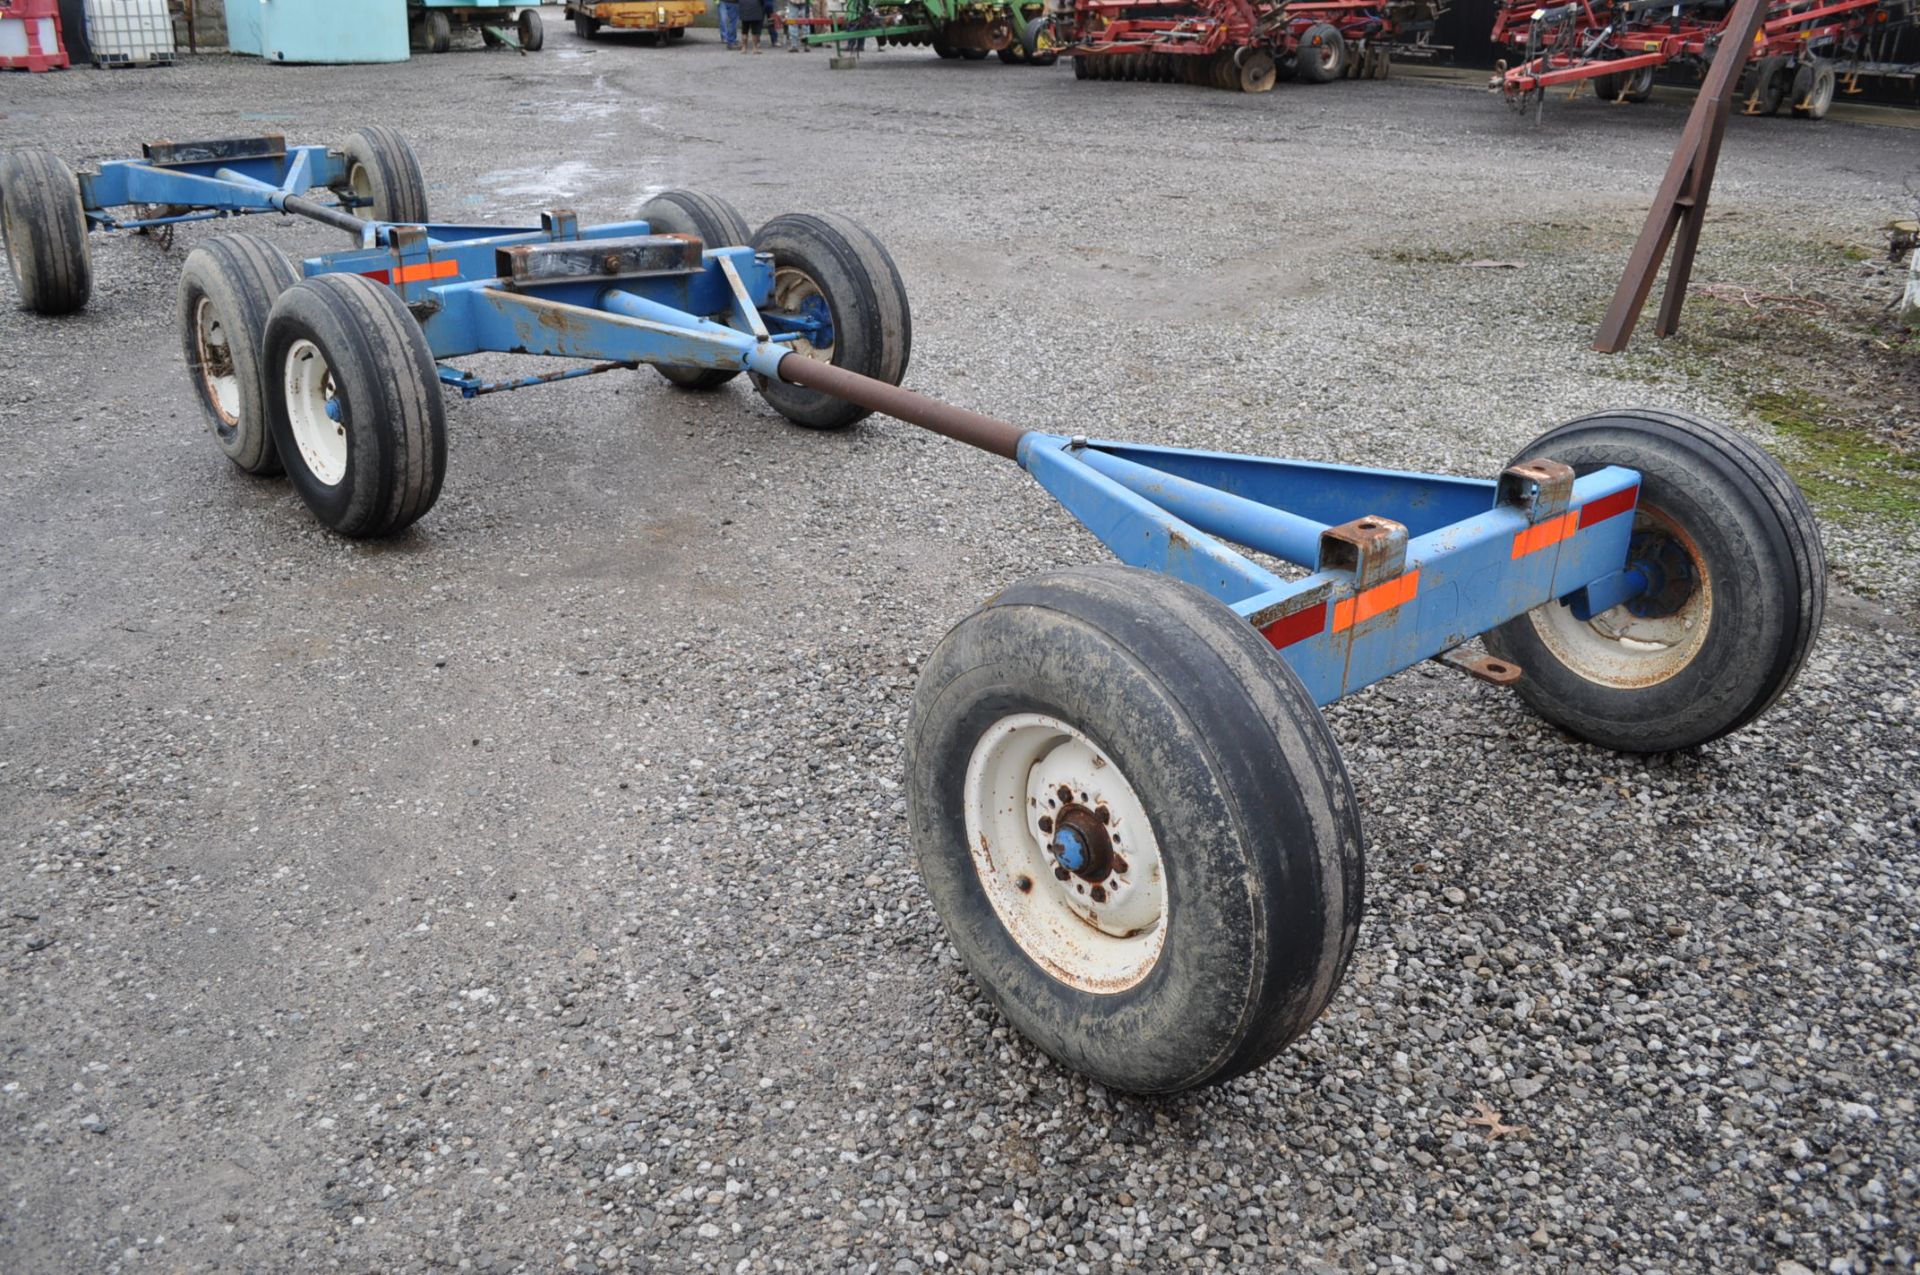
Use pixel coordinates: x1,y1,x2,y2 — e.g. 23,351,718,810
1750,389,1920,525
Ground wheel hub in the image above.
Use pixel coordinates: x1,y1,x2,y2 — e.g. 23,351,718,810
1046,802,1117,885
1532,505,1712,689
962,713,1167,993
1624,529,1697,619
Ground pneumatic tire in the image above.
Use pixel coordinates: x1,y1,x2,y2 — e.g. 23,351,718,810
637,189,753,391
337,127,430,224
751,212,911,431
421,10,452,52
519,8,545,50
0,147,93,316
262,274,447,538
907,567,1365,1094
177,234,302,476
1296,23,1345,83
1790,60,1834,119
1482,409,1825,753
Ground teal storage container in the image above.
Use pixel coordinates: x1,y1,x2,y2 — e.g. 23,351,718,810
233,0,411,63
225,0,263,54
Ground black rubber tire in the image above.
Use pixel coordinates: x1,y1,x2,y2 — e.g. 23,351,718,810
262,274,447,538
177,234,302,477
637,189,753,391
1592,70,1623,101
959,46,988,60
750,212,911,431
1482,409,1825,753
0,147,93,316
1296,23,1345,83
907,567,1365,1094
1756,56,1792,114
1623,64,1653,102
1072,53,1088,78
482,25,504,47
422,10,451,52
1791,60,1834,119
575,14,598,38
338,126,430,225
519,8,544,49
1020,16,1052,58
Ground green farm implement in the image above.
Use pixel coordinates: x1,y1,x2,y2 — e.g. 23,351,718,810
808,0,1061,63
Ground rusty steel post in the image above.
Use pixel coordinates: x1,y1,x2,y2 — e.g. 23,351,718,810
774,354,1030,461
1593,0,1769,353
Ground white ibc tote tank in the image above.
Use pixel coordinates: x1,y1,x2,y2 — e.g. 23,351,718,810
84,0,174,66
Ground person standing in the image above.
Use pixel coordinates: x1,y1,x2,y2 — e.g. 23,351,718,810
784,0,810,49
738,0,766,51
718,0,740,48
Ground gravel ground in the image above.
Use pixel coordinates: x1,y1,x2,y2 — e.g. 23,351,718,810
3,15,1917,1273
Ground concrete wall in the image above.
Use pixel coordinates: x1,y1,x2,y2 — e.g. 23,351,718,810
181,0,229,48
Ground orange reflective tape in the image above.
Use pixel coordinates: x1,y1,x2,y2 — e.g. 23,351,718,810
1331,570,1420,634
1510,510,1578,559
391,258,459,285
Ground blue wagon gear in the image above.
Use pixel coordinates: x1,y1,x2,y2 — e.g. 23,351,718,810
0,131,1827,1094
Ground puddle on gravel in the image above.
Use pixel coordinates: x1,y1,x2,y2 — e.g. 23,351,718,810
482,159,608,200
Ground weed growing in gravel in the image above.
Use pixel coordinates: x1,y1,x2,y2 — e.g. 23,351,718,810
1751,389,1920,525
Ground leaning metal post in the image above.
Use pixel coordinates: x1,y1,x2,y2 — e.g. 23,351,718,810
1592,0,1769,353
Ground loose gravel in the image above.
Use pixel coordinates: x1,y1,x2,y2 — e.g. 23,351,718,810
2,15,1916,1273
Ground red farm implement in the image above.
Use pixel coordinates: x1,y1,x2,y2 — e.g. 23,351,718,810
1492,0,1917,121
1062,0,1445,92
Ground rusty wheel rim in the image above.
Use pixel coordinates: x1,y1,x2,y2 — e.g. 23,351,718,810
963,713,1167,994
193,294,242,430
770,265,834,363
1530,505,1712,690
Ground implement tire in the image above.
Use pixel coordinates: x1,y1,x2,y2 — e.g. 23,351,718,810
0,147,93,316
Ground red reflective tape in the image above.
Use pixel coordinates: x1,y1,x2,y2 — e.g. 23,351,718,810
1260,599,1328,650
1331,571,1420,634
358,268,392,284
1578,485,1639,529
1511,510,1578,559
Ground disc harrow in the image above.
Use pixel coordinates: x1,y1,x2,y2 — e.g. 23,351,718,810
1491,0,1917,121
1063,0,1444,92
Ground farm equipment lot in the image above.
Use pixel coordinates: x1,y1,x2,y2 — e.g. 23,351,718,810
3,28,1918,1275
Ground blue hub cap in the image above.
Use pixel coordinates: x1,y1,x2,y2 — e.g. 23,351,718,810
1051,825,1088,873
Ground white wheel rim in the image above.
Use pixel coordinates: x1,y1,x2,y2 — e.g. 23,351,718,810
283,338,348,487
963,713,1167,994
770,266,834,363
1529,507,1712,689
348,160,374,217
193,295,241,429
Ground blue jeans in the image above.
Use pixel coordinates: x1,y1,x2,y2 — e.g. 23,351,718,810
785,2,808,47
718,0,739,45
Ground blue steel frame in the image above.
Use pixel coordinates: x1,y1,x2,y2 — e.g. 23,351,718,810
80,144,356,235
289,203,1652,707
1018,437,1645,706
73,138,1656,706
